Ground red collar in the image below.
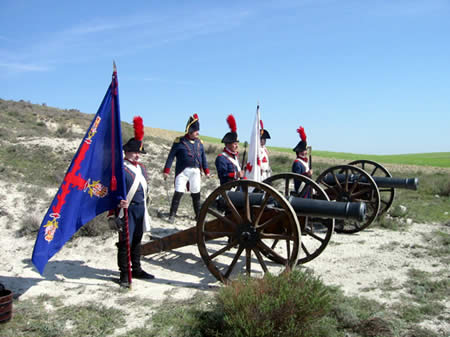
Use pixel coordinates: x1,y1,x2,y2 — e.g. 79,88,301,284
224,147,238,157
296,155,308,163
125,158,138,166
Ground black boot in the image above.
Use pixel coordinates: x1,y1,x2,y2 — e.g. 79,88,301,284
117,241,130,288
169,191,183,223
131,243,155,279
131,242,142,273
191,192,201,221
119,272,130,288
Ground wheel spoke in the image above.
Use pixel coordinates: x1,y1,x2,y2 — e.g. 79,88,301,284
224,245,244,278
344,170,350,191
379,188,394,193
349,174,364,194
253,248,269,273
254,193,271,227
207,207,237,228
246,248,251,275
332,172,343,191
303,229,325,242
220,191,243,224
350,187,373,198
209,239,238,259
271,239,279,249
243,184,251,223
370,166,378,176
257,241,287,265
284,177,290,197
260,233,292,240
204,231,235,238
256,213,286,230
286,236,291,260
301,242,311,257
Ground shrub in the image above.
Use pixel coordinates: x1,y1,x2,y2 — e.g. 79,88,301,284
76,213,114,238
217,269,332,337
16,215,41,237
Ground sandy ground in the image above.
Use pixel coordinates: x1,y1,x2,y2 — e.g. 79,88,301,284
0,176,449,335
0,133,449,334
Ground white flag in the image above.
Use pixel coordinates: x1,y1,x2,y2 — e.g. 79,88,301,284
244,105,262,181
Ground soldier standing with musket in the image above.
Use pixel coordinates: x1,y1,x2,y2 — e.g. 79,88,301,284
163,114,210,223
215,115,246,185
116,116,154,288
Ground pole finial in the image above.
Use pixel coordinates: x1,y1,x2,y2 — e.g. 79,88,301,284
113,60,117,72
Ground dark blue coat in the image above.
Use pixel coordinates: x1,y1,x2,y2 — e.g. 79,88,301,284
292,158,309,193
164,136,209,176
215,151,240,185
124,160,148,204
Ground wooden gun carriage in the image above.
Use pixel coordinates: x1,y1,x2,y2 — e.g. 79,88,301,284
314,160,419,233
141,178,365,283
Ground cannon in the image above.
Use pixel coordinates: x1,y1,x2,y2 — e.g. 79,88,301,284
141,179,365,283
315,160,419,234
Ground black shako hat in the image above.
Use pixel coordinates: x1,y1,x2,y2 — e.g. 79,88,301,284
221,114,239,143
185,113,200,134
260,120,271,139
123,116,146,153
292,126,307,153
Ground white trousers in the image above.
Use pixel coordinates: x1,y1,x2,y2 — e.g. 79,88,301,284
175,167,201,193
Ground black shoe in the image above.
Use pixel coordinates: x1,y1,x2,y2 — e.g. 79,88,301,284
168,215,175,224
119,272,130,288
132,269,155,280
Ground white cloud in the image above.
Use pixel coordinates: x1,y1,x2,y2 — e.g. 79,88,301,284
0,62,49,72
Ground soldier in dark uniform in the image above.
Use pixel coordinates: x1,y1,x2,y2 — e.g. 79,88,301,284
163,114,210,223
215,115,245,185
116,116,154,288
292,126,313,194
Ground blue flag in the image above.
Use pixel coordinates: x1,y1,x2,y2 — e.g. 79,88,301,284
32,68,127,275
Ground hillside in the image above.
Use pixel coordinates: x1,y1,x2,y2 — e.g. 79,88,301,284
0,99,449,336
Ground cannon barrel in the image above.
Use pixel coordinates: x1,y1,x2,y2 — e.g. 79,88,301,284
226,191,366,222
323,174,419,190
288,196,366,222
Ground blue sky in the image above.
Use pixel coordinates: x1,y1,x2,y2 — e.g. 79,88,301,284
1,0,449,154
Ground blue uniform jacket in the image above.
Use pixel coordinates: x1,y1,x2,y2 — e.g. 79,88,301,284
124,160,148,204
215,151,240,185
292,157,309,193
164,136,209,176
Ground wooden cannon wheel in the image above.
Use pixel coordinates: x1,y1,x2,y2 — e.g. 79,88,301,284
263,173,334,264
348,159,395,216
196,180,301,283
316,165,380,234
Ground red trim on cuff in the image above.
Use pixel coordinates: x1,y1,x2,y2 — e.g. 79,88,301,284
163,167,170,174
204,168,210,175
228,172,235,178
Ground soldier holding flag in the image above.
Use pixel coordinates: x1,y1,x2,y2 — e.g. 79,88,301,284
116,116,154,288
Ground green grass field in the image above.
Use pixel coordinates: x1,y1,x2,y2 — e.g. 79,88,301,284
200,133,450,168
256,145,450,168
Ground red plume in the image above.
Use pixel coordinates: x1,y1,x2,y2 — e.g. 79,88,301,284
193,113,199,120
260,120,264,130
133,116,144,141
297,126,306,142
226,114,237,132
